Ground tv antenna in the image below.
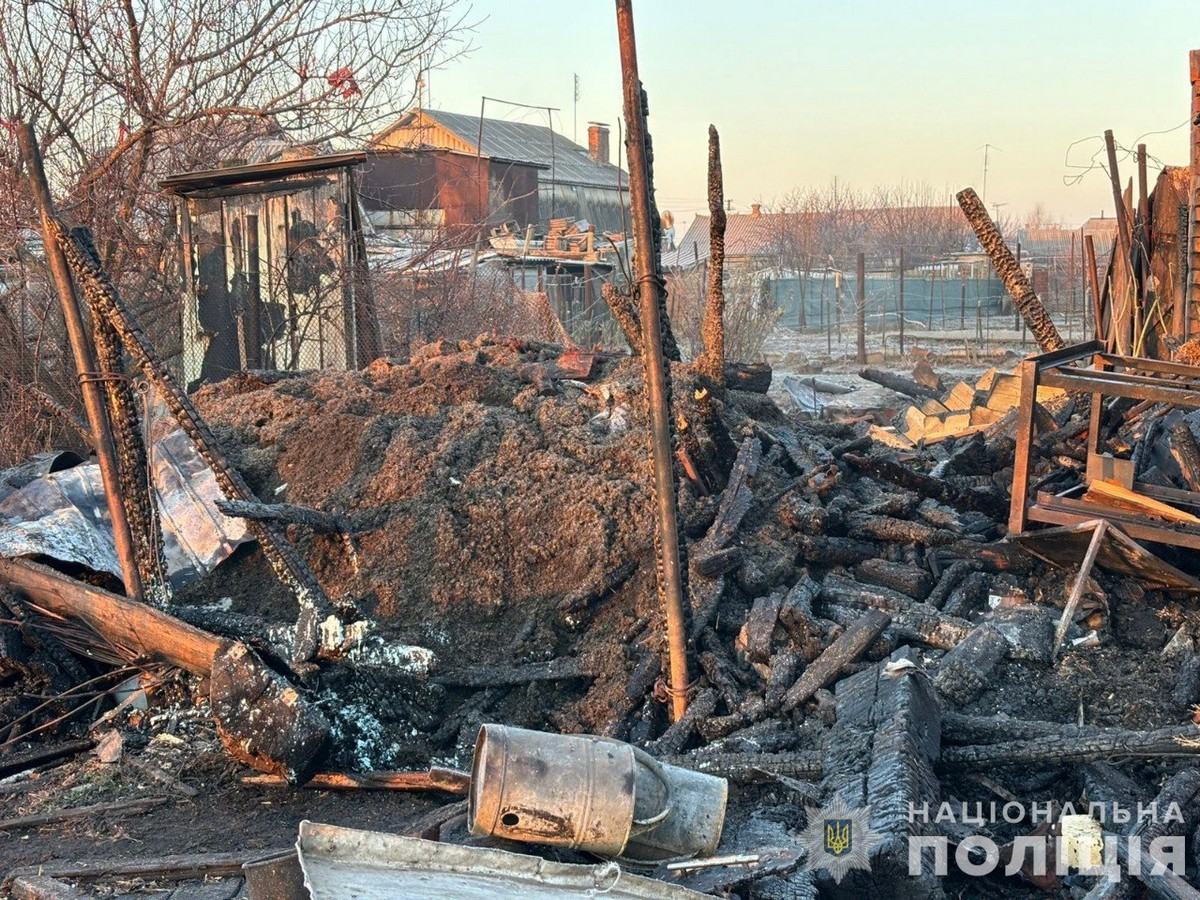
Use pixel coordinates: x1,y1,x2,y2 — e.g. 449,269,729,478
978,144,1002,204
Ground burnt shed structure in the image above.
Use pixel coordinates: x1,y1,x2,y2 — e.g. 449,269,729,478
161,153,380,389
370,109,630,234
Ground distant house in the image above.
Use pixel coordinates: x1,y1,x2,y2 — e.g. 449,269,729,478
358,147,544,243
662,204,791,271
368,109,630,234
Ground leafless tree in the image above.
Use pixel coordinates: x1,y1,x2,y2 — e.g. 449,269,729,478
0,0,469,462
0,0,470,286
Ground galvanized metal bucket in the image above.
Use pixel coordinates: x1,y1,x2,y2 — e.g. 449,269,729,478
468,724,672,857
622,761,729,862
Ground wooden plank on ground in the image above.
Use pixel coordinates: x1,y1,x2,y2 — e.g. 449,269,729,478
1083,480,1200,525
945,381,975,411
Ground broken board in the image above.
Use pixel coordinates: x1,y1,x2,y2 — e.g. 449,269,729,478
1008,521,1200,592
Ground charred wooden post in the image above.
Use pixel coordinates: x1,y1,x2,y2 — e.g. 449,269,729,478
73,227,169,604
1104,129,1137,354
15,123,143,602
617,0,691,718
855,252,867,364
956,187,1064,352
697,125,726,384
49,221,333,665
779,609,890,714
931,624,1009,706
600,282,642,355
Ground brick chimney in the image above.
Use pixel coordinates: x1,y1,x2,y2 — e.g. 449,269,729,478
587,122,610,164
751,203,762,218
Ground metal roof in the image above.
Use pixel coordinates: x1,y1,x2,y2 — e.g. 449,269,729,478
662,212,791,268
381,110,627,190
159,151,366,194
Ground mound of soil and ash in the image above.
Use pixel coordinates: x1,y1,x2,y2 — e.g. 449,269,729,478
174,337,800,767
9,330,1200,896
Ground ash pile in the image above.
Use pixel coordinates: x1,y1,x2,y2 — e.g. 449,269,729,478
8,326,1200,898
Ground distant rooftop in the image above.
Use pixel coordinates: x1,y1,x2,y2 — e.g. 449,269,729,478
372,109,627,191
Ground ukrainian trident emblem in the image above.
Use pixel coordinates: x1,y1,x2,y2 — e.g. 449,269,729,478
824,818,853,858
798,794,883,883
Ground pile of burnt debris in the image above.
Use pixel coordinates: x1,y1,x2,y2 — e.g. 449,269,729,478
7,324,1200,898
7,14,1200,898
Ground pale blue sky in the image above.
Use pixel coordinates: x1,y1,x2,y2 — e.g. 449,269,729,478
424,1,1197,230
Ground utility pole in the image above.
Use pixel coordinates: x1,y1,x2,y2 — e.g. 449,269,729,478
898,248,906,355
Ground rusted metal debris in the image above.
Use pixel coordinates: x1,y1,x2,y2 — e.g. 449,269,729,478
617,0,692,720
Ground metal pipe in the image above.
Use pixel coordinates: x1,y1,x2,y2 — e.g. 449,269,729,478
615,0,690,720
16,123,144,602
956,187,1064,353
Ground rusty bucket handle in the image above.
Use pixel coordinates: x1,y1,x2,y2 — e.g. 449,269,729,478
628,745,674,832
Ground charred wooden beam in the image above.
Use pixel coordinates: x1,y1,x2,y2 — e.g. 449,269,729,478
0,739,94,780
215,499,353,534
956,187,1064,352
1168,421,1200,492
931,624,1009,706
821,648,942,897
431,657,595,688
779,609,891,714
657,750,823,782
842,452,1006,519
848,513,961,546
647,687,718,755
854,559,935,601
941,725,1200,770
859,367,941,402
925,560,980,609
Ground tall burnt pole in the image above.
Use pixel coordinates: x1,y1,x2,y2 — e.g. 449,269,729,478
16,123,144,602
956,187,1064,353
615,0,691,720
